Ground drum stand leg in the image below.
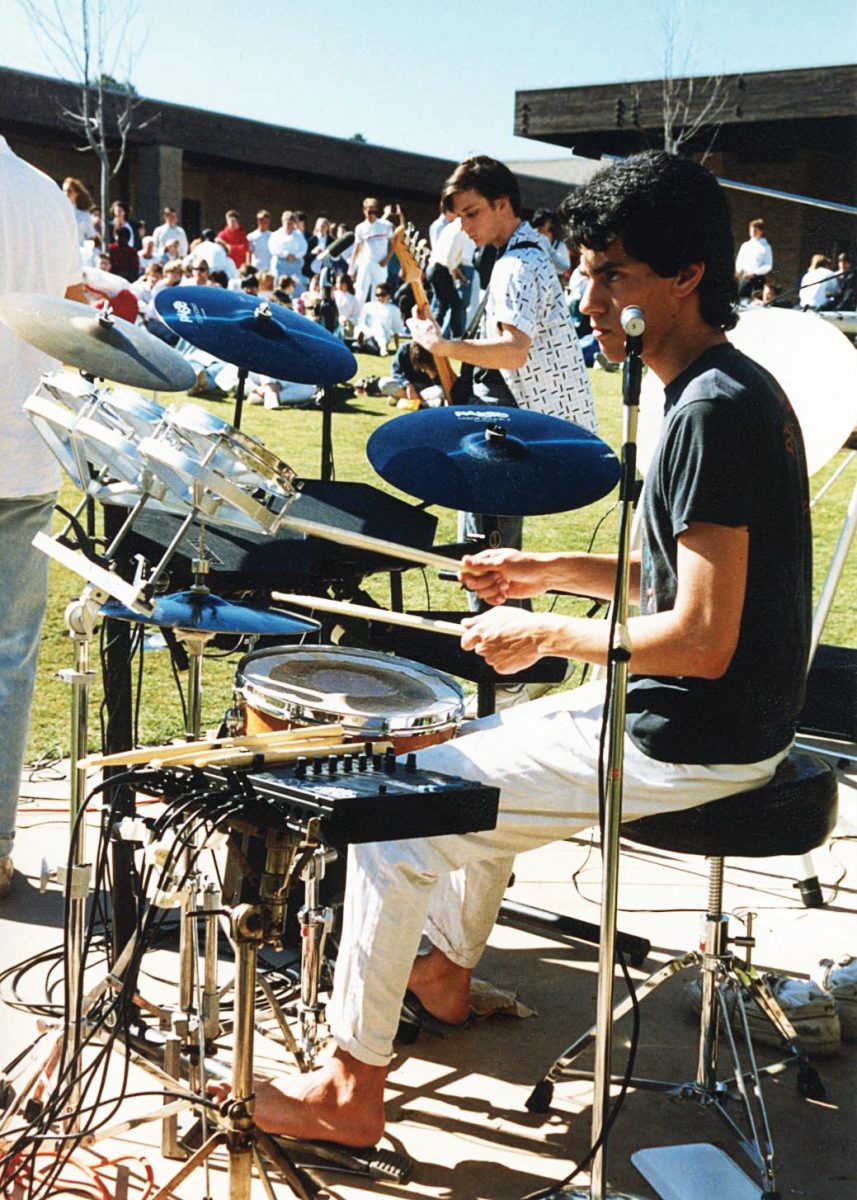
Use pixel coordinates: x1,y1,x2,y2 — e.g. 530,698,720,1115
55,590,101,1124
151,838,314,1200
297,848,336,1070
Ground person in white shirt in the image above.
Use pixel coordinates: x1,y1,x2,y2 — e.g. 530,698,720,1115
428,215,475,337
190,231,237,278
349,197,393,305
735,218,773,301
137,236,160,276
268,211,308,294
428,204,450,251
62,177,98,247
799,253,836,309
152,207,189,258
0,138,85,899
333,273,362,336
348,283,406,354
248,210,273,272
130,261,163,310
532,208,572,277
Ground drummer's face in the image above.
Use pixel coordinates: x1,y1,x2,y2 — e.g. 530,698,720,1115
579,239,685,367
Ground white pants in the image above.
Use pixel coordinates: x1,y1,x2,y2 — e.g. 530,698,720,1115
354,258,387,307
327,681,788,1066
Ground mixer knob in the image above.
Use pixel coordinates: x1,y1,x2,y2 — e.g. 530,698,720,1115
312,756,323,775
327,754,338,774
405,752,417,773
343,754,354,773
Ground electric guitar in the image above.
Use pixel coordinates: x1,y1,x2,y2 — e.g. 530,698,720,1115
392,224,457,405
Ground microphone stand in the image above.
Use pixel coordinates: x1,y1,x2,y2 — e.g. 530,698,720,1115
316,264,338,481
547,306,646,1200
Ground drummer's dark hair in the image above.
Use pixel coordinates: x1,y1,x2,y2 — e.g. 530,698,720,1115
442,156,522,217
559,151,738,331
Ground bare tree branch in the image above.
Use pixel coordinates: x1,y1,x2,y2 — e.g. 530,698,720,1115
18,0,152,221
657,1,727,159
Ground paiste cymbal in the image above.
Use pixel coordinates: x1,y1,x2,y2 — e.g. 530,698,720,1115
153,286,357,385
367,405,621,516
0,293,196,392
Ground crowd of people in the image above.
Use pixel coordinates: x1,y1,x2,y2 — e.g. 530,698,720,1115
60,177,857,407
732,215,856,313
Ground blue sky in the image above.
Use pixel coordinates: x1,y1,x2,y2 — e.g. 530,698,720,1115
3,0,856,162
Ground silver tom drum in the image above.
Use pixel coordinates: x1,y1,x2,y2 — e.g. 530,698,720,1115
234,645,465,753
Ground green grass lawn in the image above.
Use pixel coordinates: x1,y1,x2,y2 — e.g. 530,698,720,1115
28,356,856,760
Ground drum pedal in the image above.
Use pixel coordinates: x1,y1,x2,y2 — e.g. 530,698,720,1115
279,1136,413,1183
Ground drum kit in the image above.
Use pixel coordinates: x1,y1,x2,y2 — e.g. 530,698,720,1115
7,282,852,1196
0,288,624,1197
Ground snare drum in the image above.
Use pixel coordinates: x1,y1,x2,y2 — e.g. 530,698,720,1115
234,645,464,753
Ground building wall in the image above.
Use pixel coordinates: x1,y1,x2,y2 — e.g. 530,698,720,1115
176,157,440,242
708,147,857,297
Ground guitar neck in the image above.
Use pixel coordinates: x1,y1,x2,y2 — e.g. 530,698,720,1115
393,227,459,404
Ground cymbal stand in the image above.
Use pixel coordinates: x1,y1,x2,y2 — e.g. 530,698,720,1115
50,484,168,1118
233,366,249,430
538,307,647,1200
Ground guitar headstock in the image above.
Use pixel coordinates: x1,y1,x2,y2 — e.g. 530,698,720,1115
392,224,430,285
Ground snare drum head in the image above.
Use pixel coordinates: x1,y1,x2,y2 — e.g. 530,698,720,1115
236,645,464,738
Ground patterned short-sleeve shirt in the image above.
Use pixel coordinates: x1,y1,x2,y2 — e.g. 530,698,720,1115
485,221,595,430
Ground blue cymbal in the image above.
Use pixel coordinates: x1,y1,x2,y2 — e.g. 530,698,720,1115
102,591,319,636
153,286,357,385
367,406,620,515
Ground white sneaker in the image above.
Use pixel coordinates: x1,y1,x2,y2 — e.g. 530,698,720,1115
813,955,857,1040
685,971,841,1057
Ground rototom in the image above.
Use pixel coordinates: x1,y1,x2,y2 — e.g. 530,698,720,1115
234,645,465,753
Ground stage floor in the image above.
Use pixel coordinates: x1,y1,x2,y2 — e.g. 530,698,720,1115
1,739,855,1200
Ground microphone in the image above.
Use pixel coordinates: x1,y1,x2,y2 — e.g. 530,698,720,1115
314,231,355,263
620,306,645,338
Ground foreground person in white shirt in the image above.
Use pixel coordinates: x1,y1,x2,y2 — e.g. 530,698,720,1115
0,138,85,900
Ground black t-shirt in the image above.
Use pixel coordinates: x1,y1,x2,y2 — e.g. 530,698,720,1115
626,343,811,764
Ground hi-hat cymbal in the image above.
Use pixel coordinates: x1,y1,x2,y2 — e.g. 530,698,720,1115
0,293,196,392
153,286,357,385
101,591,320,636
367,406,620,516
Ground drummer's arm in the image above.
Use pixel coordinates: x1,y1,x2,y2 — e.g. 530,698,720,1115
463,548,640,605
66,283,86,303
463,525,746,679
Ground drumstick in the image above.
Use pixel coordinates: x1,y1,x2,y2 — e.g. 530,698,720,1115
276,512,469,574
79,724,347,769
193,740,393,770
271,592,466,637
158,730,349,769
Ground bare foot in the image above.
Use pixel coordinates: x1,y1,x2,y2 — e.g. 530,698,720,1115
407,946,472,1025
207,1048,386,1148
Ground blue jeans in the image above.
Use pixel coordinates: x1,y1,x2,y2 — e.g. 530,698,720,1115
0,494,55,857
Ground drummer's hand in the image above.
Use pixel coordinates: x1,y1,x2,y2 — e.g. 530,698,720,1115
460,549,548,605
460,606,548,674
408,309,445,354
